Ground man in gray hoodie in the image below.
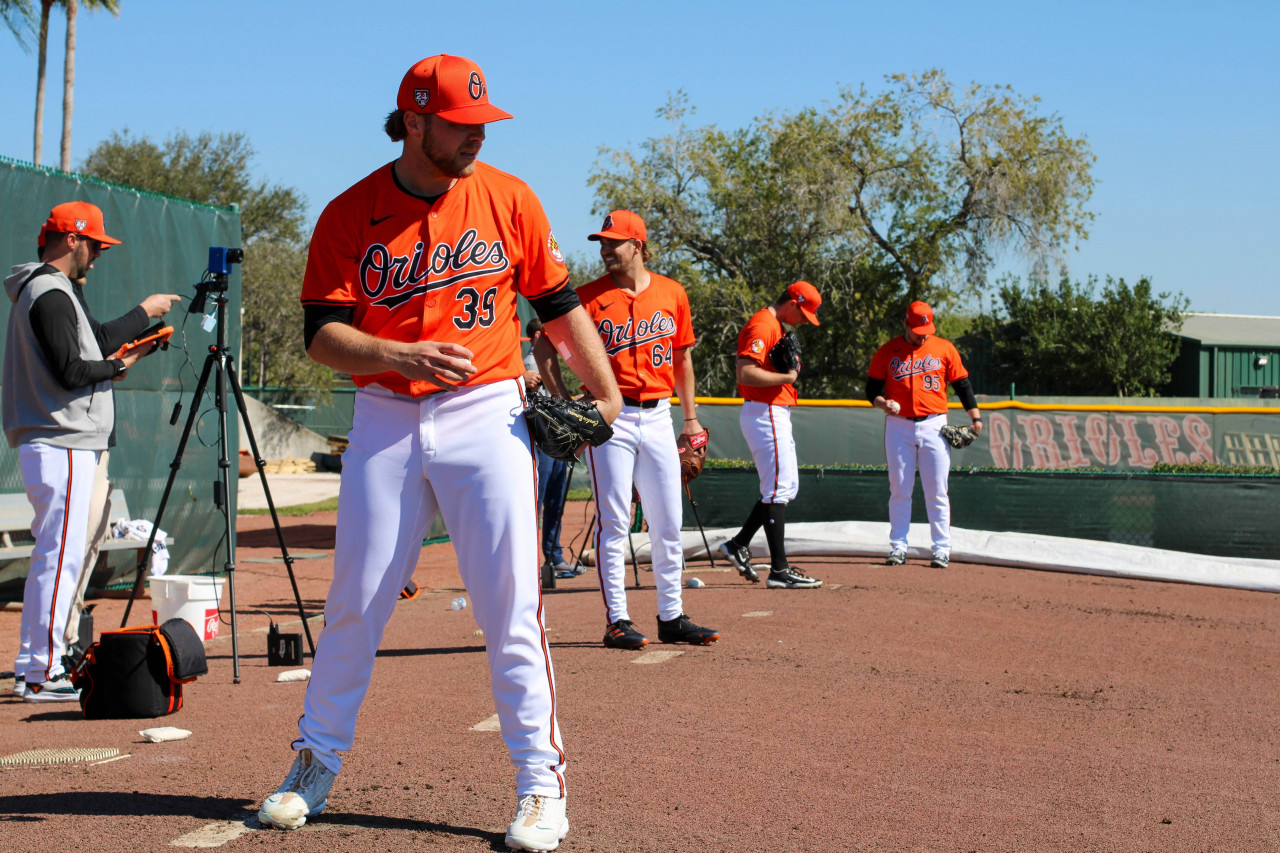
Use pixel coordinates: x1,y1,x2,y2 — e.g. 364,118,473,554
3,201,179,702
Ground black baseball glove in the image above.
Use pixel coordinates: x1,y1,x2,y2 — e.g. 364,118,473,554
940,424,979,449
768,332,802,374
525,395,614,461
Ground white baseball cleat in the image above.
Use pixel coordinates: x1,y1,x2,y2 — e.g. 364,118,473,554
505,794,568,851
258,748,337,830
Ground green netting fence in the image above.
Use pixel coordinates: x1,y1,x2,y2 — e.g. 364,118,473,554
0,157,241,597
680,466,1280,560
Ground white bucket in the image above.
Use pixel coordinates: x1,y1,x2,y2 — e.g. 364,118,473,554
150,575,226,641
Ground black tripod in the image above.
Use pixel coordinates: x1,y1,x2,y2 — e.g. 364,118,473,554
120,255,316,683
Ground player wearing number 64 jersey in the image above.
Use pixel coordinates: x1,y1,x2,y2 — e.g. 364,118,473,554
567,210,719,650
866,301,982,570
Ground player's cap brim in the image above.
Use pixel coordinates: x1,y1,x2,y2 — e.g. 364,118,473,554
907,320,935,334
799,305,821,326
587,229,633,242
433,103,513,124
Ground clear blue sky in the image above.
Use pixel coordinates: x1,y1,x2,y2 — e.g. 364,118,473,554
1,0,1276,316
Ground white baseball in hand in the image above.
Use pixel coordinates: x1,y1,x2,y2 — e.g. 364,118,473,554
886,401,900,415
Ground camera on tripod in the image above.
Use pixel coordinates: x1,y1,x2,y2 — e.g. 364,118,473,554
189,246,243,314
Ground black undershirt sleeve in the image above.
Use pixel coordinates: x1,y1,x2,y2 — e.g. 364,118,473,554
865,377,885,403
528,281,581,324
302,279,579,350
951,376,978,411
89,296,149,355
29,291,123,389
303,304,356,350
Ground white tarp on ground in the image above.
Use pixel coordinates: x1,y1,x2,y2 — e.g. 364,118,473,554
616,522,1280,593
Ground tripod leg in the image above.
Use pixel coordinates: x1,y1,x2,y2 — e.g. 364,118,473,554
684,481,717,567
571,495,593,575
628,530,640,589
628,496,641,589
226,359,316,657
121,353,216,628
213,349,242,684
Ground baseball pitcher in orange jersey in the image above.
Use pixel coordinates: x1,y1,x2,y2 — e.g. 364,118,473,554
717,282,824,589
570,210,719,650
259,54,621,853
866,300,982,569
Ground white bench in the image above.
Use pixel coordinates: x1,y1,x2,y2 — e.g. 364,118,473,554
0,489,173,561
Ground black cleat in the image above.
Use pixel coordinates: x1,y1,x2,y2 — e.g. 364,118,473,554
930,554,950,569
718,540,760,583
603,619,649,649
657,614,720,645
884,550,906,566
766,565,823,589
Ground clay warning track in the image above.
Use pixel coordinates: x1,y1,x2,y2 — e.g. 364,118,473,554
1,503,1277,852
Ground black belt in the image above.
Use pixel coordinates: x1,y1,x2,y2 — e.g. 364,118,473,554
622,396,660,409
904,414,936,422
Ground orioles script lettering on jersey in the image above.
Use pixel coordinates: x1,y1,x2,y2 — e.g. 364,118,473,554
888,353,944,380
359,229,510,309
597,310,677,356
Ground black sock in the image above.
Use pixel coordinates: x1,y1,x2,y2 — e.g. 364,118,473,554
733,500,768,547
763,502,788,570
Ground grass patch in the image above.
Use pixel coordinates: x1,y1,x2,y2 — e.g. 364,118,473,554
238,496,340,517
566,488,592,502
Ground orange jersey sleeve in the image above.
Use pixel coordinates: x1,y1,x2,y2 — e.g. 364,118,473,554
735,308,796,406
577,272,694,400
300,162,570,397
868,335,969,417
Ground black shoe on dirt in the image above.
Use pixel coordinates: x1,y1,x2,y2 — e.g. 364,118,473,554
657,614,720,645
603,620,649,649
718,541,760,583
766,566,823,589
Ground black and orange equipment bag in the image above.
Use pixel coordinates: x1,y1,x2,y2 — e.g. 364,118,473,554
69,619,207,719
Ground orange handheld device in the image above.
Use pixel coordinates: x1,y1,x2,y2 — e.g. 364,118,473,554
110,324,174,360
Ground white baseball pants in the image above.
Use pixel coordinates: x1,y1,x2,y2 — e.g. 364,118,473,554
14,443,99,683
586,400,686,624
739,401,798,504
885,413,952,556
294,380,565,798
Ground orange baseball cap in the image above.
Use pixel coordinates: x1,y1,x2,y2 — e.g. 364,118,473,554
396,54,512,124
786,281,822,326
38,201,122,248
905,300,936,335
588,210,647,242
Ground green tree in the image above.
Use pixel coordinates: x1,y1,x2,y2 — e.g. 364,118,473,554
81,129,328,391
2,0,35,50
972,273,1189,397
839,70,1095,302
590,72,1095,397
590,94,899,396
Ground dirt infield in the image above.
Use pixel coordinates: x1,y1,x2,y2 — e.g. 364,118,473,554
1,501,1277,852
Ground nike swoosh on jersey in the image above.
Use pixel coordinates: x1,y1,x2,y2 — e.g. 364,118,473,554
370,214,395,226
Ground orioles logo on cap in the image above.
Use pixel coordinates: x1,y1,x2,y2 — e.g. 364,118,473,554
75,218,87,231
601,214,614,230
468,72,484,101
414,89,430,108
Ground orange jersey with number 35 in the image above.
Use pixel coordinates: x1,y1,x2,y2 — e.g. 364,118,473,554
576,273,694,400
867,335,968,417
301,162,570,397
